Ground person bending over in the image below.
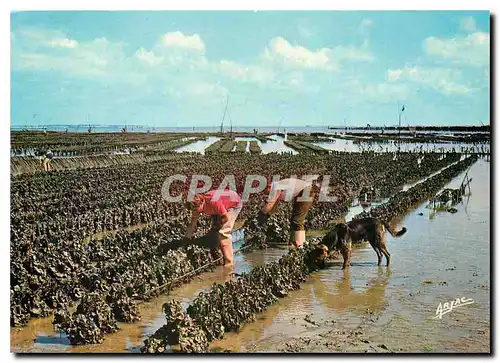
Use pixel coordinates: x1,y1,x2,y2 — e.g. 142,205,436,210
257,178,319,248
185,189,243,266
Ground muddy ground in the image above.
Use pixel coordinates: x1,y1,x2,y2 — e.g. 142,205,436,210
11,159,490,353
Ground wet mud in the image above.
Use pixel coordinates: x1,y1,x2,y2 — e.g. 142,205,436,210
11,159,490,353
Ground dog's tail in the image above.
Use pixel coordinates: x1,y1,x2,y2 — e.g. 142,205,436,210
384,223,407,237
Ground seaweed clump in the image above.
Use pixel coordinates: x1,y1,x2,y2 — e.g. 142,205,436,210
105,284,141,323
54,293,119,345
354,155,477,223
51,243,219,345
141,244,328,353
242,212,292,250
141,299,208,353
241,216,269,250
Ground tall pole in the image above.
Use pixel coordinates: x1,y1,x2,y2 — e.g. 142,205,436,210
277,117,284,134
220,94,229,135
398,111,401,141
398,104,405,142
229,110,233,138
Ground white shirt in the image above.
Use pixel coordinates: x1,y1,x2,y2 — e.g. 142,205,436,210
270,178,313,202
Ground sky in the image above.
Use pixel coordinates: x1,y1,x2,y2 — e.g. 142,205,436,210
10,11,490,128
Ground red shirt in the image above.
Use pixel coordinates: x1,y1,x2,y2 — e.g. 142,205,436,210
197,189,242,216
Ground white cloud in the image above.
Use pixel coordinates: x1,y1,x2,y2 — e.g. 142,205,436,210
460,16,477,33
262,36,373,71
288,72,304,87
329,43,374,63
135,48,163,66
12,28,134,79
423,32,489,67
14,51,108,77
15,27,80,50
263,37,333,70
16,27,58,43
387,69,404,82
49,38,78,48
161,31,205,53
217,60,247,78
12,25,380,105
217,60,275,85
386,66,470,95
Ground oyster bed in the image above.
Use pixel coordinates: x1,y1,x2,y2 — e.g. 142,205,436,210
10,140,474,348
354,155,478,222
141,245,335,353
140,155,477,353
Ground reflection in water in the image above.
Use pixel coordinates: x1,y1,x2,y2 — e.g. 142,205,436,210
315,267,391,314
315,139,360,152
257,135,297,155
400,159,462,191
175,134,489,156
175,136,219,154
175,135,298,155
212,160,490,353
10,246,285,353
210,275,318,352
211,261,392,352
314,139,489,154
234,137,259,141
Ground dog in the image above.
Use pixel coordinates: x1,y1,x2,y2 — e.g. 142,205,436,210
321,217,407,269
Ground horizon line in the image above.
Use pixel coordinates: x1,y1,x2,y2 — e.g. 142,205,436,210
10,123,490,128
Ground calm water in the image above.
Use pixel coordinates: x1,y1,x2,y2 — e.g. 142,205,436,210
176,136,489,155
175,135,298,155
314,139,490,154
11,160,490,353
175,136,220,155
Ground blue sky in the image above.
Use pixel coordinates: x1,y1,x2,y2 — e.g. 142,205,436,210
10,11,490,128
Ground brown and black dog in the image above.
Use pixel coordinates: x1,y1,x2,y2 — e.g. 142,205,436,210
321,217,407,269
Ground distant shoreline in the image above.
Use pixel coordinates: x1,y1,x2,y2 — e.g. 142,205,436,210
10,124,491,134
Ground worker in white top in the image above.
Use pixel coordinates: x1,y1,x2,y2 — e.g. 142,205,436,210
257,177,320,248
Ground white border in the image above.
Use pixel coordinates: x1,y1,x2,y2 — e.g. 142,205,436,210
4,1,499,10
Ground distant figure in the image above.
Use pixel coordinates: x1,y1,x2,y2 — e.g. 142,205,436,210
88,126,92,134
35,149,54,172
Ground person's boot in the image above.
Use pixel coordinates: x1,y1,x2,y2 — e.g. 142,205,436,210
220,237,234,266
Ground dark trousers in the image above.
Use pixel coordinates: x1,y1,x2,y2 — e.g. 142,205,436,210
290,184,319,231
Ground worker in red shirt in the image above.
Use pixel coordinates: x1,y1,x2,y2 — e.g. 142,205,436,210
185,189,243,266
